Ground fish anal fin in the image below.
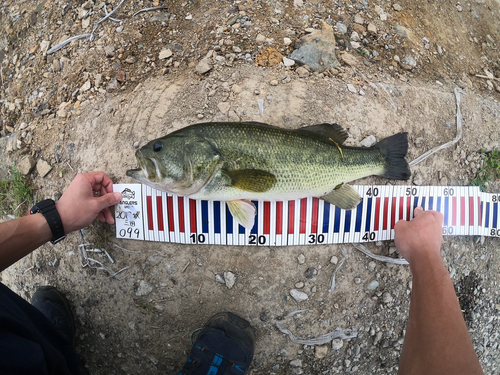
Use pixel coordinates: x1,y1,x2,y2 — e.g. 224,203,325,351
227,169,277,192
227,200,256,229
321,184,361,210
297,123,348,145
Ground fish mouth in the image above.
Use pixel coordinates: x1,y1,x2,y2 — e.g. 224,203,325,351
126,156,158,181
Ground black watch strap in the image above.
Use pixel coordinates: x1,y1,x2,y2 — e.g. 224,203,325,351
30,199,66,244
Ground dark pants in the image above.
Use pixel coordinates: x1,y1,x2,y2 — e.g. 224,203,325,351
0,283,82,375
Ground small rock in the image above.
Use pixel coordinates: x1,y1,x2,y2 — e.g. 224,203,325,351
133,141,140,148
224,271,237,289
354,277,361,284
196,59,212,74
413,172,423,186
136,280,153,296
215,274,225,284
106,78,120,92
354,343,361,357
232,84,242,94
368,261,376,272
289,359,302,367
350,31,360,42
256,34,266,43
80,80,91,92
297,254,306,264
345,359,351,367
367,23,377,34
115,71,126,83
52,59,61,72
332,338,344,350
361,135,376,147
305,267,318,279
367,280,379,290
341,53,358,67
283,37,292,46
57,108,67,118
347,83,357,93
269,79,279,86
290,289,309,302
354,14,364,24
94,74,102,87
315,345,328,359
295,281,304,289
330,256,338,265
104,45,115,58
18,156,36,175
125,55,137,64
159,48,173,59
283,57,295,67
374,331,383,345
40,40,50,54
37,159,52,177
382,291,393,304
296,66,309,78
394,25,410,38
75,306,85,319
217,102,230,114
402,56,417,67
336,22,347,34
393,3,403,11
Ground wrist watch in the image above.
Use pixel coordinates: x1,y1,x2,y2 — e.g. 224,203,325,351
30,199,66,244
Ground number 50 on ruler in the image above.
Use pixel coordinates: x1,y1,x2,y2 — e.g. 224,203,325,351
113,184,500,246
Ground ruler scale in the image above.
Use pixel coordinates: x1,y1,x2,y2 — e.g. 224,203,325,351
114,184,500,245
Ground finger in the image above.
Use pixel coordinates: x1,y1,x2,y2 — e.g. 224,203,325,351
96,192,122,209
430,210,444,225
413,206,424,217
88,172,113,191
98,211,106,222
101,207,115,224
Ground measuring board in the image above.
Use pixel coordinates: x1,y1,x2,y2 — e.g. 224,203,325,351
113,184,500,246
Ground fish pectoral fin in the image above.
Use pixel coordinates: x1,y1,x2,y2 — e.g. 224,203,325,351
227,200,256,229
321,184,362,210
297,123,348,145
226,169,277,192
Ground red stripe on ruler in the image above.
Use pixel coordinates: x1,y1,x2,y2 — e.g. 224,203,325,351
384,197,389,231
276,201,283,235
406,197,411,220
288,201,295,234
147,196,153,231
460,196,465,226
469,197,474,226
478,197,481,226
190,199,196,233
167,196,174,232
399,197,404,221
300,198,307,234
311,198,319,233
374,197,381,231
178,197,185,233
391,197,397,229
264,202,270,235
156,196,164,231
452,196,457,226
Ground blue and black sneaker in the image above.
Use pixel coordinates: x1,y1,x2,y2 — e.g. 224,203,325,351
31,286,76,345
178,312,255,375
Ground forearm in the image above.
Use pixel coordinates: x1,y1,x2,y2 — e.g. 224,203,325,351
398,249,483,375
0,214,52,272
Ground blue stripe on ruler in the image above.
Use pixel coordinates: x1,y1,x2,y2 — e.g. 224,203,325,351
486,203,490,228
494,203,498,228
322,202,330,233
444,197,449,226
364,198,372,232
214,201,221,234
421,197,426,210
251,201,258,234
413,197,418,209
437,197,441,212
355,200,363,232
226,204,233,234
334,206,341,233
429,197,434,210
344,209,351,233
202,201,209,233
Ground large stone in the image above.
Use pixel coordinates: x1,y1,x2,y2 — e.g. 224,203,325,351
288,21,340,72
18,156,36,175
36,159,52,177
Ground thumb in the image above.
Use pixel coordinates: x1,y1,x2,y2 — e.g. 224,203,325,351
96,192,122,209
413,206,424,218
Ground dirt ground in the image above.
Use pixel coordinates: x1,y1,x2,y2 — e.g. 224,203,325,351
1,1,500,374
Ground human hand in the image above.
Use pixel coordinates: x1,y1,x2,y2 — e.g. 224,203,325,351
394,207,444,266
55,172,122,234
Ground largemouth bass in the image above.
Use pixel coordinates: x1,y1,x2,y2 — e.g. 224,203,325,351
127,122,410,229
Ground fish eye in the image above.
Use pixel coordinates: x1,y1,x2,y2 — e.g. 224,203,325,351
153,141,163,152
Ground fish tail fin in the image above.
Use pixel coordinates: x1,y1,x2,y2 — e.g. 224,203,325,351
374,132,411,180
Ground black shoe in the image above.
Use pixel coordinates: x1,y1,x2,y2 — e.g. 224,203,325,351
178,312,255,375
31,286,76,346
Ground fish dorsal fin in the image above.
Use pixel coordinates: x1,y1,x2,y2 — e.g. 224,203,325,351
226,169,277,192
297,123,348,145
227,200,256,229
321,184,362,210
